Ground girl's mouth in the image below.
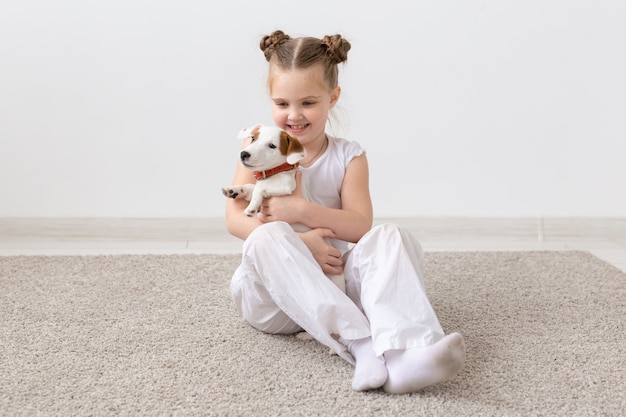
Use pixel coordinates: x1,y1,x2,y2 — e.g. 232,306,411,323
288,123,309,133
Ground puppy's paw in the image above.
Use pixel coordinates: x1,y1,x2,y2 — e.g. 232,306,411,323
243,209,256,217
222,187,240,199
222,185,253,201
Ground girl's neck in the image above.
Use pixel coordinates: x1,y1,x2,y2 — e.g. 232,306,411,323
300,135,328,167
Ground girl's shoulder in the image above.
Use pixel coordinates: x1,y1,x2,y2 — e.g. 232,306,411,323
328,136,366,165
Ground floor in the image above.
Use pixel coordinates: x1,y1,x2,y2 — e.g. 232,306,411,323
1,217,625,273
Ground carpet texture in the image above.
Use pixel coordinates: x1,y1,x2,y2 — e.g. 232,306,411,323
1,251,624,416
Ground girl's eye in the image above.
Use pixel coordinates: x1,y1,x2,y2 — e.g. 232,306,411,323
303,101,316,106
269,143,277,149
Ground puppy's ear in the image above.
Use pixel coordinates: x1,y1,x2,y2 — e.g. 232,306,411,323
280,131,307,164
237,124,261,140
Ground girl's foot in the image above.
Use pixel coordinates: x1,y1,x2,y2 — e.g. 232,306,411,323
340,337,388,391
383,332,465,394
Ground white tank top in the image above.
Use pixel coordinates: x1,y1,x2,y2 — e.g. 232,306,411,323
299,136,365,254
300,135,365,209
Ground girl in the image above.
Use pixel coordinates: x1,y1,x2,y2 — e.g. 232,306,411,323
225,30,465,394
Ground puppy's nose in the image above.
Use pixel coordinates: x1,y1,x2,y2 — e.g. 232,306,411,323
240,151,250,161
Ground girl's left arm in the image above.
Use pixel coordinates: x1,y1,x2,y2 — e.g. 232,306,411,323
260,153,373,243
323,152,373,242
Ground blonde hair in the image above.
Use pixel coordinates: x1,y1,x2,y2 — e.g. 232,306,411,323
259,30,351,92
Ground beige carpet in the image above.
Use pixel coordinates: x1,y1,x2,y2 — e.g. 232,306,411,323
1,251,624,416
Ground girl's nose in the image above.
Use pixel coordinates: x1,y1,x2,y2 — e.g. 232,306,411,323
288,106,302,120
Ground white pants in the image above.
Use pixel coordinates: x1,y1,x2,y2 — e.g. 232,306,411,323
230,222,445,364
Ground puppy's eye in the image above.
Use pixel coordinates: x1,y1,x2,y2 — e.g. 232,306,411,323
269,143,277,149
249,135,256,142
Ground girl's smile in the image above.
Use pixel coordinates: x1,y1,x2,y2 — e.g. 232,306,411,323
286,123,310,135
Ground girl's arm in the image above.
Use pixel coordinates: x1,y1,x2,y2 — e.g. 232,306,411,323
259,153,373,243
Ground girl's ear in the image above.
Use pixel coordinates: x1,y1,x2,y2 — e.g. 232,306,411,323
329,86,341,108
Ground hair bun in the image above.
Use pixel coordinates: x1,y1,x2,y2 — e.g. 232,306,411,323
260,30,292,61
321,34,351,64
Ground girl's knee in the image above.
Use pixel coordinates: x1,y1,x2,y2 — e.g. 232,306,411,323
358,223,424,265
252,221,292,235
369,223,401,236
246,221,293,245
366,223,414,245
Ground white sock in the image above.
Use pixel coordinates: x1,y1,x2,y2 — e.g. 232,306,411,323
340,336,388,391
383,332,466,394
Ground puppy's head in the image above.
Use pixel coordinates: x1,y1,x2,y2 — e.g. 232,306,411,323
237,125,307,170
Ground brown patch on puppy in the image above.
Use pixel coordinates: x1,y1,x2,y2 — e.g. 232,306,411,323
279,131,304,156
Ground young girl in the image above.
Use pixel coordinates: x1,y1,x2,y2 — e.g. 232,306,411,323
225,30,465,394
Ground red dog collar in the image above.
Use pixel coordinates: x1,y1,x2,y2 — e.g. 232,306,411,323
254,162,299,181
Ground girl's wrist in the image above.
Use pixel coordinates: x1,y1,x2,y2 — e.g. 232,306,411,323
296,198,311,225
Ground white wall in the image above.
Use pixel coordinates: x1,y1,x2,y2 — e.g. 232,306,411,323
1,0,624,218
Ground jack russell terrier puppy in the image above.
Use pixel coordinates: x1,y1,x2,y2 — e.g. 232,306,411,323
222,124,306,218
222,125,346,340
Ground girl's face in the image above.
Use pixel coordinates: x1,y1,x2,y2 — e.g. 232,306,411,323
270,65,340,147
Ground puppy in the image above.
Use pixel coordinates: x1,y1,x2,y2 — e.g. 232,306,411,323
222,124,346,343
222,124,306,217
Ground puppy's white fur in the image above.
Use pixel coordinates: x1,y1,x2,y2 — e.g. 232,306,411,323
222,124,346,344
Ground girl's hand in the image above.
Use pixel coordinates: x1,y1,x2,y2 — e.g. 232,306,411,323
299,228,344,275
258,171,306,225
